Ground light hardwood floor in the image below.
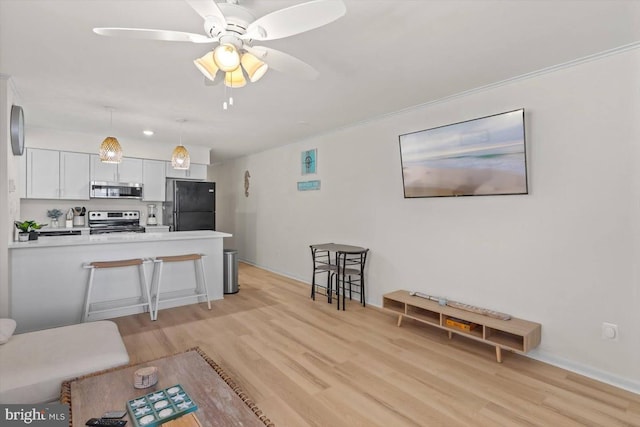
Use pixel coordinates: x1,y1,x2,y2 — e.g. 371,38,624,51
114,263,640,427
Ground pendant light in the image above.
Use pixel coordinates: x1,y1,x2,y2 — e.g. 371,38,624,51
99,107,123,163
171,119,190,170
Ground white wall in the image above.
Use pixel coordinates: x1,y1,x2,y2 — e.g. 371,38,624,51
1,76,21,316
210,48,640,392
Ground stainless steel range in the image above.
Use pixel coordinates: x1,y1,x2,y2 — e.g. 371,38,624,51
88,210,145,234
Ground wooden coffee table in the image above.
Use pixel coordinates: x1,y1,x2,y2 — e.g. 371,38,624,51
61,348,273,427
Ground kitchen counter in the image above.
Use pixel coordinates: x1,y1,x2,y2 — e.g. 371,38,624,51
9,230,230,249
9,230,232,333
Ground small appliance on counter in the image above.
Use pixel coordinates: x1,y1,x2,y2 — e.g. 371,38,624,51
65,208,74,228
146,204,158,226
88,210,146,234
72,207,86,227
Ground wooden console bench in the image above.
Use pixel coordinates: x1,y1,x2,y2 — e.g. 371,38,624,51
382,290,541,362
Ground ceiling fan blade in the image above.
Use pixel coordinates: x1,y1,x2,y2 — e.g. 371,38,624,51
245,46,319,80
245,0,346,41
185,0,226,24
93,28,215,43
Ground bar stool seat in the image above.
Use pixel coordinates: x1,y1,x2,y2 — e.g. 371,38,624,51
150,253,211,321
82,258,152,322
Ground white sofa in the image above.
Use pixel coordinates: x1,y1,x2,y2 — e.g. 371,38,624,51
0,320,130,404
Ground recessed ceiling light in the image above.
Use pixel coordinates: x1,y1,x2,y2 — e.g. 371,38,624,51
143,130,154,136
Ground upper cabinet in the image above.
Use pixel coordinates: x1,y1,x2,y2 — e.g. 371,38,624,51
142,159,166,201
26,148,90,200
60,152,91,199
165,162,207,180
22,149,207,201
118,158,143,183
90,155,143,183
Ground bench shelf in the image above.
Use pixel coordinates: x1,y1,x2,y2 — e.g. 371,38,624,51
382,290,541,362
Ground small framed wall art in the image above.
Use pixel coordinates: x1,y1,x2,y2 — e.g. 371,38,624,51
301,149,317,175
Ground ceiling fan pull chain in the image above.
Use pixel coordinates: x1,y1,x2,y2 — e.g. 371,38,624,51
229,70,234,107
223,79,229,110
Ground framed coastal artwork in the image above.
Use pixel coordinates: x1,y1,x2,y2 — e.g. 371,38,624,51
398,109,528,198
301,149,317,175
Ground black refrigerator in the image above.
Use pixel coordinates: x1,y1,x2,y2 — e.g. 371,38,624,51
163,180,215,231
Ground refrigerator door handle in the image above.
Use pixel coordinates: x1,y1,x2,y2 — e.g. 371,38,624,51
173,212,178,232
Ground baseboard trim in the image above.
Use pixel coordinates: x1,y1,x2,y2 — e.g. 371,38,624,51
238,259,309,285
526,350,640,395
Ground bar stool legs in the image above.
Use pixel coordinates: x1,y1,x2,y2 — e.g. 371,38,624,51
151,253,211,321
82,258,152,322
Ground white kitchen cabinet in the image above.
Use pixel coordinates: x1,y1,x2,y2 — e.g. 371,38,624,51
118,158,143,183
26,148,90,200
27,149,59,199
91,155,143,183
165,162,207,180
142,159,166,201
60,151,90,199
90,155,117,182
189,163,208,180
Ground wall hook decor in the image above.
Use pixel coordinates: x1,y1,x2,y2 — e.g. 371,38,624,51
244,170,251,197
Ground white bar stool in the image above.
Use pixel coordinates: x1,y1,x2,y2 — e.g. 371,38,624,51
82,258,153,322
150,253,211,321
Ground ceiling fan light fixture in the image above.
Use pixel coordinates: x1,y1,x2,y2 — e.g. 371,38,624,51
194,51,219,81
171,145,191,170
241,52,268,82
213,44,241,72
99,136,123,164
224,69,247,88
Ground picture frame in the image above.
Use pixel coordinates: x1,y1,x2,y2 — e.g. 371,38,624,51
301,149,317,175
398,109,528,198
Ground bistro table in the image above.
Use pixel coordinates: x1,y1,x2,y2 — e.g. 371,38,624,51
309,243,368,310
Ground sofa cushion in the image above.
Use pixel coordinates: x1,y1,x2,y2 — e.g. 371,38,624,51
0,321,129,404
0,319,16,344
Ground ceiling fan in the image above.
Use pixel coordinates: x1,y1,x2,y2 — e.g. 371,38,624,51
93,0,347,88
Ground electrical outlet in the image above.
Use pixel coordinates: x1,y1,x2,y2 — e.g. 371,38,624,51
602,322,618,341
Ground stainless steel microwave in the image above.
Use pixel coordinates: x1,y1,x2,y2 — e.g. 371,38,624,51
90,181,143,199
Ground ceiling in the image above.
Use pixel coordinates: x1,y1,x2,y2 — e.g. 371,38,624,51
1,0,640,162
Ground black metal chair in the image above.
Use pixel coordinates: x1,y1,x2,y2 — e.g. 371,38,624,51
310,244,337,302
335,248,369,311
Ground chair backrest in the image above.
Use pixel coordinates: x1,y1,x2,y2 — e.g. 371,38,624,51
339,249,368,274
310,245,333,270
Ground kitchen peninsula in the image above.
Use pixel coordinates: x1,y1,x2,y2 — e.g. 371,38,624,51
9,230,231,333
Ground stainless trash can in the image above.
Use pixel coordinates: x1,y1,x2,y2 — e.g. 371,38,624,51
223,249,239,294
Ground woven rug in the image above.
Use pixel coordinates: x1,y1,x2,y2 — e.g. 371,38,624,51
61,346,274,427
